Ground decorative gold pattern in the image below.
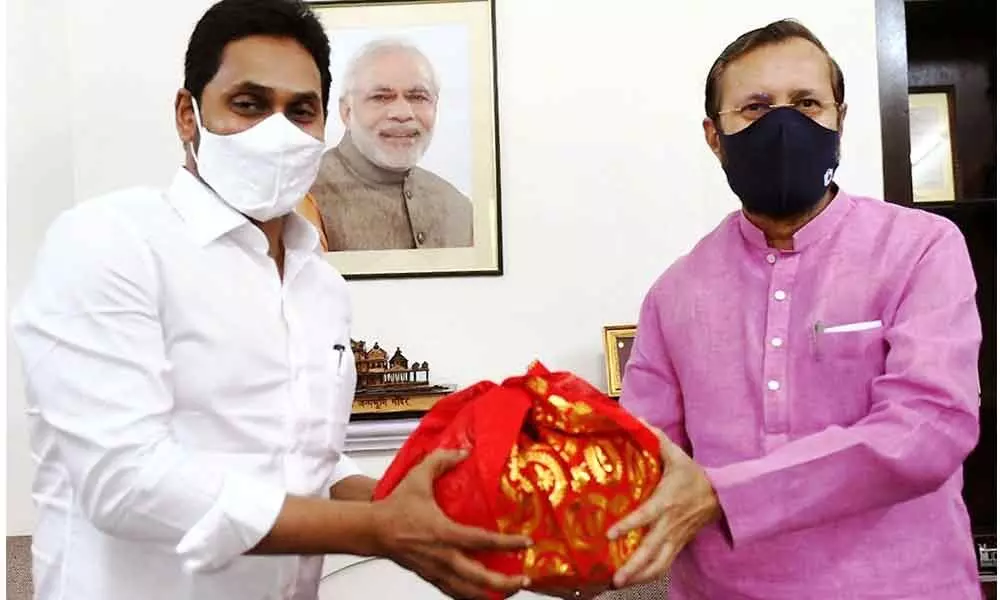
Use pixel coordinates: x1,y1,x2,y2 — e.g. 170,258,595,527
526,376,549,397
495,384,663,587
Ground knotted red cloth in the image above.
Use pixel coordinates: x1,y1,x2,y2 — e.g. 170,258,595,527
373,362,663,597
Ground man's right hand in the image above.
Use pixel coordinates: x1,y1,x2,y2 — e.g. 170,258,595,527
372,449,533,599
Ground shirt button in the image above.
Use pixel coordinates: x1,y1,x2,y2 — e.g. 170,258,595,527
770,337,783,348
773,290,787,301
405,189,413,199
767,380,781,391
766,254,777,264
416,232,426,244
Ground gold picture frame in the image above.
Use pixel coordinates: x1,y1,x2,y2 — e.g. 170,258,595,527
603,324,636,398
908,88,958,202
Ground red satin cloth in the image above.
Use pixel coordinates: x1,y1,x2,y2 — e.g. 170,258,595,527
373,362,663,596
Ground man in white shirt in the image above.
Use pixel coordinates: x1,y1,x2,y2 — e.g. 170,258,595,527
10,1,530,599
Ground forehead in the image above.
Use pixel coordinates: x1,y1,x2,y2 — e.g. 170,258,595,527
354,49,433,90
719,37,834,102
209,35,322,95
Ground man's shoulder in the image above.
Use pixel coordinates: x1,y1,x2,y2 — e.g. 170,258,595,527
845,191,962,245
317,147,351,177
47,185,170,243
312,149,358,197
653,212,741,289
411,166,471,208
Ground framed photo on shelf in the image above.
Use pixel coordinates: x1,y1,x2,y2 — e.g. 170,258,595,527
908,87,959,203
301,0,502,279
603,324,637,398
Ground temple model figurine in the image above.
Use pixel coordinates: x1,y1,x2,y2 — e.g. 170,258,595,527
351,339,452,397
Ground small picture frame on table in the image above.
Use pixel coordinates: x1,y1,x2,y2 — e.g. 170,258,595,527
603,324,637,399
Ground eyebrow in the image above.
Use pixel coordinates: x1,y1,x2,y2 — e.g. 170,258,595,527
736,88,827,106
228,81,321,104
788,88,825,101
365,84,434,95
738,92,774,105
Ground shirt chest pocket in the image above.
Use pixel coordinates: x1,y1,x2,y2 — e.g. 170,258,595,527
320,342,355,450
296,340,355,457
814,320,887,362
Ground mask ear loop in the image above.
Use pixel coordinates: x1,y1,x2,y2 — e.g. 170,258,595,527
189,96,205,166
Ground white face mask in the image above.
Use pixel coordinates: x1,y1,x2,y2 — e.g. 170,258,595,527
191,101,325,222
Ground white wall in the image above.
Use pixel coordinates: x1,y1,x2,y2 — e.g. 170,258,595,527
6,0,883,545
6,0,77,535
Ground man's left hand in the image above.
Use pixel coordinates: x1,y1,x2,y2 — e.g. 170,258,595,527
606,423,721,588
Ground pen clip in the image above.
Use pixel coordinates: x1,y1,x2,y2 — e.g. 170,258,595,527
333,344,345,369
811,321,823,360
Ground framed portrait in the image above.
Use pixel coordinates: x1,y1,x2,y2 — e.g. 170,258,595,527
301,0,502,279
603,324,637,398
908,87,958,203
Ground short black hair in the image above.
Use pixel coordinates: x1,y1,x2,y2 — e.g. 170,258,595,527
184,0,332,114
704,19,845,119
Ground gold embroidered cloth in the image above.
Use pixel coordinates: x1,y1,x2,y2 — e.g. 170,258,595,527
372,362,663,596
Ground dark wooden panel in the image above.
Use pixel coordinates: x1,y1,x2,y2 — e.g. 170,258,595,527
875,0,913,205
906,0,997,201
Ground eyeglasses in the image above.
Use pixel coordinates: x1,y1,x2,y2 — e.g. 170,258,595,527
717,99,841,121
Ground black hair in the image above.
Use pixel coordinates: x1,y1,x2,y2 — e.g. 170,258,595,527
184,0,331,114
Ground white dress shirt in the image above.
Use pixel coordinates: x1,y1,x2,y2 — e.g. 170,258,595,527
11,168,361,600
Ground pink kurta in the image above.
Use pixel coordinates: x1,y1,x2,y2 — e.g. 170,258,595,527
622,190,982,599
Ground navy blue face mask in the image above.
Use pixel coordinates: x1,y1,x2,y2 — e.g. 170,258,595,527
718,107,840,219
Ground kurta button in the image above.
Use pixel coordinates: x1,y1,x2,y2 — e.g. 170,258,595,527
416,232,426,244
405,190,413,199
767,380,781,391
766,254,777,264
773,290,787,301
770,337,783,348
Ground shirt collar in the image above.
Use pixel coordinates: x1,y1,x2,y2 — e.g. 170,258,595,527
737,187,854,252
333,131,408,185
167,167,249,246
167,167,321,254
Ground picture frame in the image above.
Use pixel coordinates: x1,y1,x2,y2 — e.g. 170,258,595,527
908,87,959,203
603,324,637,398
302,0,503,280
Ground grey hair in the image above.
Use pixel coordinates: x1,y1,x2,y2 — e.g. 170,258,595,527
340,38,440,102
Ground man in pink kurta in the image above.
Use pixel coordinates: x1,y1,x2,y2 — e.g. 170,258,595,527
606,19,982,600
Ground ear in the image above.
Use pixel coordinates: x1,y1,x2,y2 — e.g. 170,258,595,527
339,96,351,128
703,117,723,162
837,102,848,133
175,89,198,146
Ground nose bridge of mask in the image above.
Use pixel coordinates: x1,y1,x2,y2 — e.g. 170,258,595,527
191,100,317,152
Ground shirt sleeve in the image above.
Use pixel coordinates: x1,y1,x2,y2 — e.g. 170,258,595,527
11,204,286,573
705,224,982,547
328,455,364,491
620,287,690,451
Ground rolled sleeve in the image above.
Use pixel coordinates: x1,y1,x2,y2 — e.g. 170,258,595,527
327,454,364,491
176,473,286,573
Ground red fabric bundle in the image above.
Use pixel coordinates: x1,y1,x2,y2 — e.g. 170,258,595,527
373,362,663,596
